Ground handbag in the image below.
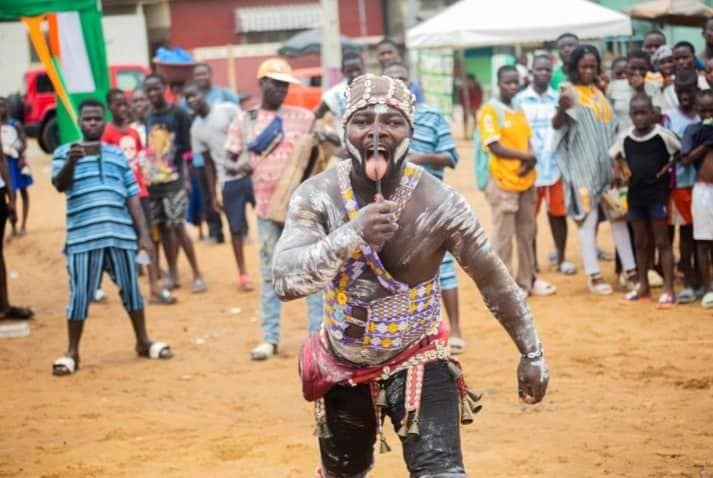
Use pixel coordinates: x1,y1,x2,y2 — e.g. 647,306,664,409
248,115,284,156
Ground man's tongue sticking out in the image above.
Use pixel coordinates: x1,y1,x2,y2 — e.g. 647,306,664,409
365,148,388,182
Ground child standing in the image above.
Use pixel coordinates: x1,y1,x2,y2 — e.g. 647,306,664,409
679,89,713,308
102,89,176,306
663,69,703,303
611,94,680,307
0,97,32,237
478,65,556,296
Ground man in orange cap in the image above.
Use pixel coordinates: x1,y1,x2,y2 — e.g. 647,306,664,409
225,58,323,360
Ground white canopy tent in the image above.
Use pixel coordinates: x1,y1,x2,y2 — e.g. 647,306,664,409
406,0,632,49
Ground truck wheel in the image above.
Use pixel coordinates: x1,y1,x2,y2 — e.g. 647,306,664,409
39,117,59,154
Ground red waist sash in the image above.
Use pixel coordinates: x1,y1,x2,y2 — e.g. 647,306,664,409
298,324,447,402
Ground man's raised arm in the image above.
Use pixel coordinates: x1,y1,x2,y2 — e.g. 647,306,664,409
271,179,364,301
272,176,399,301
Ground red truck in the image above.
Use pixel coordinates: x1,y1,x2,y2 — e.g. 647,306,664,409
17,64,150,153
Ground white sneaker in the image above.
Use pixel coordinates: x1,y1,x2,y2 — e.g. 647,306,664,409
250,342,277,361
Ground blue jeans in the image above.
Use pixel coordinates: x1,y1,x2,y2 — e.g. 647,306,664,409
257,218,323,345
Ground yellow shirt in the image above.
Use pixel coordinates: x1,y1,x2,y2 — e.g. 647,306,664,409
477,101,536,192
573,84,613,124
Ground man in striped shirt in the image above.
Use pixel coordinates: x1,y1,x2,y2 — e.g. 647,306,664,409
50,99,173,376
384,63,467,354
515,54,577,276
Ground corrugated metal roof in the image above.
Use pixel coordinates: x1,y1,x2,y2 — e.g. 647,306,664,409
235,4,322,33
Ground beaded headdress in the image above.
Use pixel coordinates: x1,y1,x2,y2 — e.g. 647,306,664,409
342,74,416,129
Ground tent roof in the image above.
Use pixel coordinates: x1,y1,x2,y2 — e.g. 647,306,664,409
406,0,632,49
629,0,713,26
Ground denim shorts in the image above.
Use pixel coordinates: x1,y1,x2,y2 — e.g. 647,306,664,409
222,177,255,235
628,200,668,221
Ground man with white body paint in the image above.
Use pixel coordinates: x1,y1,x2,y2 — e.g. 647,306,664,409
272,74,549,478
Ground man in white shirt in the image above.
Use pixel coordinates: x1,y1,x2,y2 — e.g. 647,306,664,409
515,55,576,276
183,82,253,291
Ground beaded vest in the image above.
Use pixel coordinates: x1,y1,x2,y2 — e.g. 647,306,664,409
324,160,441,352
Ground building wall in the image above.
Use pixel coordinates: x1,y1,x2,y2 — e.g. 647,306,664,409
0,22,31,94
169,0,385,102
169,0,384,50
103,13,150,66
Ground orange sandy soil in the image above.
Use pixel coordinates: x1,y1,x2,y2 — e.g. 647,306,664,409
1,141,712,478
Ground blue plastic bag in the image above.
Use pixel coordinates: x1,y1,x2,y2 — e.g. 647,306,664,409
155,47,194,64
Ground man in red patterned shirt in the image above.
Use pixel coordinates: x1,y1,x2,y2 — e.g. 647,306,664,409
225,58,323,360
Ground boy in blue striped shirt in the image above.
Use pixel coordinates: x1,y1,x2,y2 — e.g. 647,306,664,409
51,99,173,376
384,63,466,354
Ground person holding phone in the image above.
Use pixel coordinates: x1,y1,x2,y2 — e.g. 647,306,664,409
50,99,173,376
552,44,637,295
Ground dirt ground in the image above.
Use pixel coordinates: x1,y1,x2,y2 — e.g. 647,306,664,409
1,140,712,478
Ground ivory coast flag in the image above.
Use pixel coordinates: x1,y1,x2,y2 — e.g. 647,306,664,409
0,0,110,144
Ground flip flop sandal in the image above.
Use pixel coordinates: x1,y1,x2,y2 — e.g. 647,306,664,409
620,270,639,292
162,278,181,291
588,275,613,296
620,290,651,304
656,293,676,310
676,288,697,304
448,337,466,355
52,356,78,376
531,278,557,296
149,289,177,305
191,278,208,294
3,305,34,320
137,341,174,359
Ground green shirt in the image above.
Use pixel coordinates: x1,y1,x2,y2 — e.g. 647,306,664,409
550,66,567,90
